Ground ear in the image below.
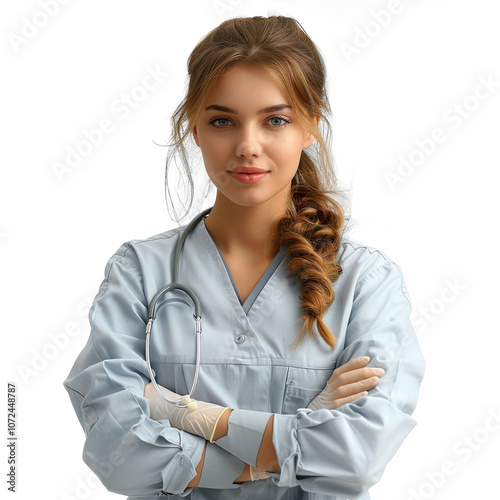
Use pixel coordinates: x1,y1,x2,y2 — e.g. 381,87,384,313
303,131,315,149
302,115,319,149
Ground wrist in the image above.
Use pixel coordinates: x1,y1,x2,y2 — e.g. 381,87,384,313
233,463,251,484
211,408,231,441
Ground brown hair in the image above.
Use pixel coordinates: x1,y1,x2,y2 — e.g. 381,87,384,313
165,15,351,349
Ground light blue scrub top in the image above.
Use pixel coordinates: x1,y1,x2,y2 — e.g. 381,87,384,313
63,215,425,499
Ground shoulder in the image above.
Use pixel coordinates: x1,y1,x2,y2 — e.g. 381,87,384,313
337,237,396,270
336,236,411,303
102,224,188,272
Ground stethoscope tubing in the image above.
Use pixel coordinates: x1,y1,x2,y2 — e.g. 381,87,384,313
144,207,212,407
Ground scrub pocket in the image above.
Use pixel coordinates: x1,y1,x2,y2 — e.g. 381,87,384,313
281,366,332,414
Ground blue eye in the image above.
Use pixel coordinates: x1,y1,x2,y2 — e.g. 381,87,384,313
207,114,291,129
207,117,231,128
269,116,289,127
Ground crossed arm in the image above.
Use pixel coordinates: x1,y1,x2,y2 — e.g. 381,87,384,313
187,413,276,486
144,356,385,487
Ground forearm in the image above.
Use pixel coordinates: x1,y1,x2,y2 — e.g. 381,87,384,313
186,441,250,487
213,409,280,473
187,442,208,487
188,410,279,487
256,415,280,472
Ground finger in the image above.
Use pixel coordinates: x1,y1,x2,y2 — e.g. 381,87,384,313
331,375,381,398
331,356,371,378
329,367,385,391
143,382,154,397
332,391,369,409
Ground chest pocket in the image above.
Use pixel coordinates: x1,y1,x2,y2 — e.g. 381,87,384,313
281,366,333,414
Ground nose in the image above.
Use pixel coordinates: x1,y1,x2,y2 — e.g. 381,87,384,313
235,123,262,159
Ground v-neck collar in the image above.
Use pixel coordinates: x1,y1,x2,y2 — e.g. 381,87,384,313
199,216,288,315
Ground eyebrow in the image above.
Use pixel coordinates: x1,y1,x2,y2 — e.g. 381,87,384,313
204,103,292,114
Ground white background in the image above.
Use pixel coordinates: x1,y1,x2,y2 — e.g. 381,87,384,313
1,0,499,498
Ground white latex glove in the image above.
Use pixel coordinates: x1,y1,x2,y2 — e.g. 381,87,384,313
145,384,270,483
308,356,385,410
249,467,271,481
144,382,230,442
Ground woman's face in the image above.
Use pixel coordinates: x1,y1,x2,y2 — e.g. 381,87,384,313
192,63,314,210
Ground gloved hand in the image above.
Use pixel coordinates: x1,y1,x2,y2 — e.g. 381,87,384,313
232,463,271,483
144,383,230,442
308,356,385,411
144,383,271,482
249,466,270,481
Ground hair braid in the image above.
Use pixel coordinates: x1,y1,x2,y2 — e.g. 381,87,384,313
277,152,345,349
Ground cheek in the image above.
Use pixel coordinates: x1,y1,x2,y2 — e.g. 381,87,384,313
199,139,223,165
200,144,231,188
271,135,304,165
274,129,304,151
201,132,230,155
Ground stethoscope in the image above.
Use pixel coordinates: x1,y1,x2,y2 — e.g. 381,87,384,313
145,206,213,410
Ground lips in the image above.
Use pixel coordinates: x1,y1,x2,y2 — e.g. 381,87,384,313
228,166,269,174
227,168,269,185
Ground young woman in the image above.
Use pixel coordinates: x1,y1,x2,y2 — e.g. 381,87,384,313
64,15,425,499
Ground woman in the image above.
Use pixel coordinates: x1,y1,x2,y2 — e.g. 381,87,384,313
64,15,425,499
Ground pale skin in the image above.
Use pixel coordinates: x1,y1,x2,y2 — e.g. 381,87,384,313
192,63,315,281
181,63,385,486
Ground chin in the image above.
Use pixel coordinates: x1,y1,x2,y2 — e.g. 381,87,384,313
222,190,290,210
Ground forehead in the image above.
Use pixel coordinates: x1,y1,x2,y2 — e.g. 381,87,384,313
204,64,289,108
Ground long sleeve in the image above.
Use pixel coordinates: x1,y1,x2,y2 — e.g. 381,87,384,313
266,258,426,497
206,256,425,498
63,249,207,496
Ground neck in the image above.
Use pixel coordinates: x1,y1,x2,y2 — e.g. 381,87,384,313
204,193,288,262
